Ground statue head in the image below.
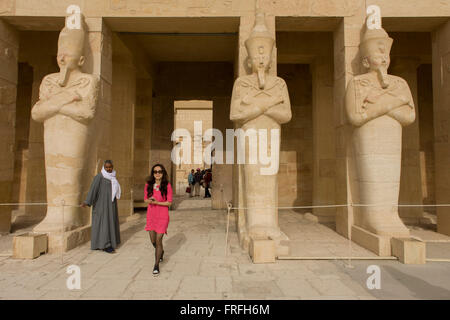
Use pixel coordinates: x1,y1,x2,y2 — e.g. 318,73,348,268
360,19,393,88
245,9,274,89
56,14,86,86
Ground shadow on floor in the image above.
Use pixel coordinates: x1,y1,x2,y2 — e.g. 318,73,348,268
117,211,146,248
163,232,187,261
381,265,450,299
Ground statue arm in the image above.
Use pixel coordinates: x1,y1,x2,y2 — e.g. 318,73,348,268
387,84,416,126
58,77,100,124
263,82,292,124
345,79,407,127
31,79,79,122
230,80,265,123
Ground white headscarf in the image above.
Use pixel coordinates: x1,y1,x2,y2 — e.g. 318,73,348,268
101,166,121,202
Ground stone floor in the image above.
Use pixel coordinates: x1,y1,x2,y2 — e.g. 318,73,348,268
0,196,450,300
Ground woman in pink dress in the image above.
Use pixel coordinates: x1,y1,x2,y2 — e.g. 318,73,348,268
144,164,172,276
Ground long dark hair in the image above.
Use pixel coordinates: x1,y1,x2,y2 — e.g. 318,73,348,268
146,164,169,200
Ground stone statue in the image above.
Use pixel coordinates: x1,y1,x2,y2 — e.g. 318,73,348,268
345,18,415,237
230,9,292,254
31,12,100,233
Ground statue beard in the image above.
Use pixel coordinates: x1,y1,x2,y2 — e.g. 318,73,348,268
257,67,266,90
58,65,70,87
376,66,389,89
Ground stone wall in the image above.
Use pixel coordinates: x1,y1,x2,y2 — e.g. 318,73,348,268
11,63,32,216
133,78,153,202
277,64,313,210
417,64,435,213
276,32,336,221
432,20,450,236
0,20,18,233
7,0,450,18
112,55,136,222
0,0,448,243
18,32,59,221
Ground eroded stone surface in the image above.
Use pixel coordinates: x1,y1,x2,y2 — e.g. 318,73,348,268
30,13,100,240
345,16,415,239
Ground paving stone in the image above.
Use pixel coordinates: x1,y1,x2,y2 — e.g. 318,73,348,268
38,278,98,299
125,277,182,294
172,292,223,300
231,279,284,298
215,276,232,293
1,202,448,299
199,260,239,277
80,279,132,298
132,292,174,300
306,278,358,297
178,275,216,294
276,278,321,297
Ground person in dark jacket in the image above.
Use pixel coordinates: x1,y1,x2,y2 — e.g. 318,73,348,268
203,169,212,198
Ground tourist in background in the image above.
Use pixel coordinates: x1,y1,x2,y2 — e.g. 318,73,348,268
194,168,203,197
144,164,173,276
188,169,195,197
203,169,212,198
81,160,121,254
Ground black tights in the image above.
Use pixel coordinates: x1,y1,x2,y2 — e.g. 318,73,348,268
149,231,164,268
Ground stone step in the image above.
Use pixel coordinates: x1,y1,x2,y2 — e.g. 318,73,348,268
174,198,212,210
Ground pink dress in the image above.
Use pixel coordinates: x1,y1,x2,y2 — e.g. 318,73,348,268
145,182,172,234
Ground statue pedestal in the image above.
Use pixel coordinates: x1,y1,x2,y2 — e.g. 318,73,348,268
248,235,290,263
351,225,392,256
249,237,275,263
13,233,48,259
46,225,91,253
391,237,426,264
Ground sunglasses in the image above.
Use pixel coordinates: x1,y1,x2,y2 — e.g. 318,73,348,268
153,170,163,174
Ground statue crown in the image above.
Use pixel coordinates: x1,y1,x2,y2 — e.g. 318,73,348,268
58,12,86,56
360,16,393,58
245,8,274,53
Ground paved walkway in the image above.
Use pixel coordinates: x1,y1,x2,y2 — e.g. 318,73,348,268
1,198,450,300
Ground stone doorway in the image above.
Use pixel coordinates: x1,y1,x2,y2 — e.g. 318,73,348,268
110,17,238,212
173,100,213,198
276,28,336,224
388,31,436,227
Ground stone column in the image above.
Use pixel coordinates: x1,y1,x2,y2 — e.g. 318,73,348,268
333,4,366,238
0,20,18,233
390,57,423,224
150,96,174,181
84,17,113,181
432,19,450,236
111,56,136,222
312,56,336,222
133,78,153,203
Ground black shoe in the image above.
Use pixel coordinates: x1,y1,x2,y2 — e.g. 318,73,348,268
153,265,160,276
103,247,115,254
160,250,164,263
